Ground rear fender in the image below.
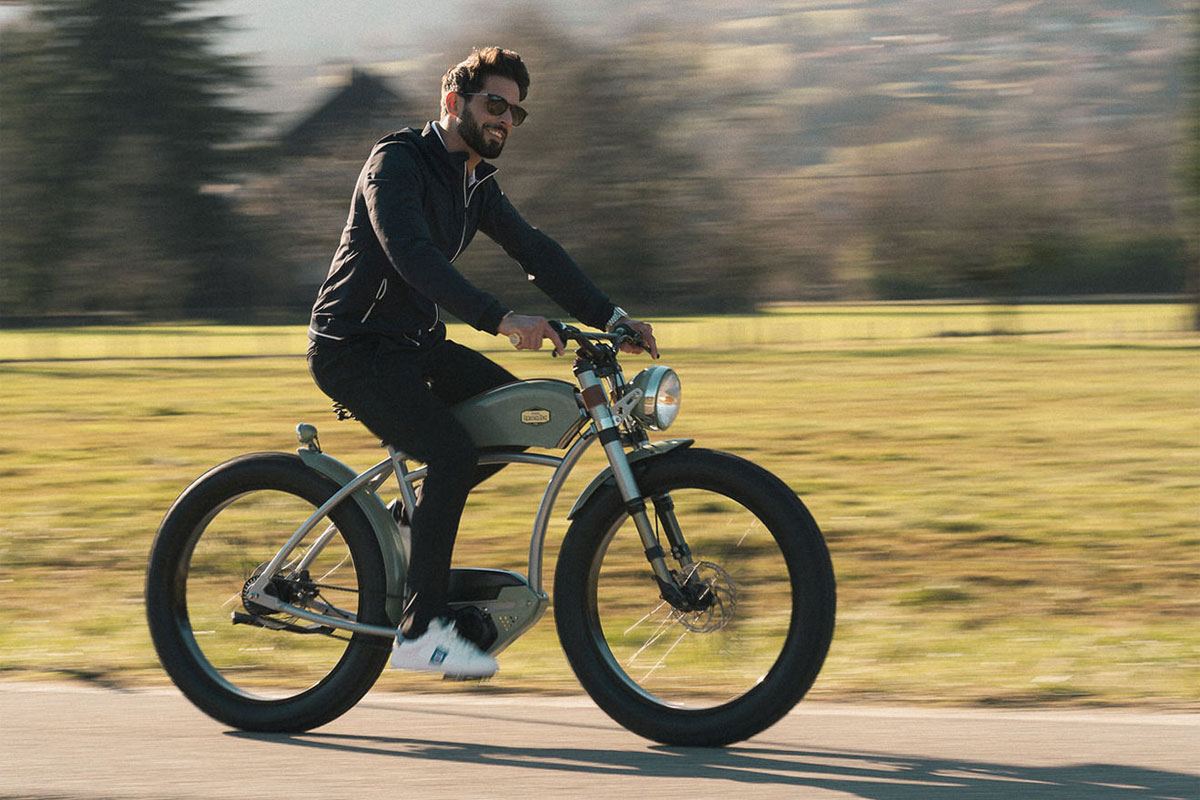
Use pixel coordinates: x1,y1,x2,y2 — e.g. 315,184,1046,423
298,448,406,625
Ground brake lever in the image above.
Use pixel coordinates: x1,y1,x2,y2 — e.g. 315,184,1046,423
612,323,656,358
548,320,575,357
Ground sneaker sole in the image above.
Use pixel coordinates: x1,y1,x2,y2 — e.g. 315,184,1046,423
390,651,497,679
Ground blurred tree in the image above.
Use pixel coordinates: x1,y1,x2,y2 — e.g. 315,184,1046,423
3,2,1192,321
1185,17,1200,331
863,150,1033,305
442,13,768,316
0,18,78,315
862,129,1190,306
0,0,264,318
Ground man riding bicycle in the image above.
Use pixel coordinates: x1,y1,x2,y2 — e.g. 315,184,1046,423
306,46,655,678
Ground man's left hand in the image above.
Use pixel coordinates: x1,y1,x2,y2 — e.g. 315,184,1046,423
615,318,658,359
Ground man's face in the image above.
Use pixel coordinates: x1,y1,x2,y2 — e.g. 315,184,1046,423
456,76,521,160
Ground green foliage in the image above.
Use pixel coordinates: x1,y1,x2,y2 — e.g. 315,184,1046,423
1017,234,1189,296
1185,16,1200,330
872,228,1190,300
0,19,81,311
0,0,265,316
1,4,1195,320
449,15,770,315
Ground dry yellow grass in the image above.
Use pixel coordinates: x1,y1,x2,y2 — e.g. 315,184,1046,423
1,306,1196,707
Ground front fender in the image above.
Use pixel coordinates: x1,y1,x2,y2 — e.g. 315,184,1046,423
297,448,407,625
566,439,694,519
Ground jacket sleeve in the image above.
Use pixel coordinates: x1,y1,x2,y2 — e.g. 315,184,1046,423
363,145,509,334
477,188,614,331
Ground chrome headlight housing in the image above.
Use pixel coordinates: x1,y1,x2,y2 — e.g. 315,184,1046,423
628,365,681,430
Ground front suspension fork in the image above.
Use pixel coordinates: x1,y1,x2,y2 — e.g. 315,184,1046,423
650,492,695,569
576,366,695,595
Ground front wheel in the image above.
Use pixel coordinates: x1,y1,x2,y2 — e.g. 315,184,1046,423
145,452,392,732
554,448,835,746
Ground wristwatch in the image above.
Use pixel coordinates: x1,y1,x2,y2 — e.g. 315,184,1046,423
605,306,628,332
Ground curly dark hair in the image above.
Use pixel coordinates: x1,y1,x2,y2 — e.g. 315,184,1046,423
441,47,530,114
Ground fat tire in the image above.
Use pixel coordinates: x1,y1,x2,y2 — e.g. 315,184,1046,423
145,452,391,732
554,448,835,746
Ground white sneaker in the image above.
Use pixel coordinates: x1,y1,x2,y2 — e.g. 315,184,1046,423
390,618,498,678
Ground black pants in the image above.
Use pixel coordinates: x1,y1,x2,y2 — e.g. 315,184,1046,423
307,332,517,639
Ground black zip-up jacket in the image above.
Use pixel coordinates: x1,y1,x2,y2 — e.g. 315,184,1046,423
308,123,614,345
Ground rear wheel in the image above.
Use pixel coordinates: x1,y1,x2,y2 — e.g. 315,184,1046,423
555,448,835,746
145,453,392,731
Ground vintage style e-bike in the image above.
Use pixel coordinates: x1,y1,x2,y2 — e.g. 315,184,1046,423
145,323,836,746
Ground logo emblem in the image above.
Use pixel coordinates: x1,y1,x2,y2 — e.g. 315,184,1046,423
521,409,551,425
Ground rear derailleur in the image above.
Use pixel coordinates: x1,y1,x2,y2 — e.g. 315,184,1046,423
231,566,336,635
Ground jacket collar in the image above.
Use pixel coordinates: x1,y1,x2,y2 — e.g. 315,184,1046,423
421,121,498,182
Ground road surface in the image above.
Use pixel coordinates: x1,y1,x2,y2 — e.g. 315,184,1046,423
2,682,1196,799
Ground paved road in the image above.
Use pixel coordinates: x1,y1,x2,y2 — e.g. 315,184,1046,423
2,683,1197,799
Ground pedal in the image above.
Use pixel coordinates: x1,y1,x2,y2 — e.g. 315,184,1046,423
441,672,493,683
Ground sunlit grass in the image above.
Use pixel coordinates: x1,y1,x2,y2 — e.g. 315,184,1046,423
1,306,1197,708
1,302,1191,361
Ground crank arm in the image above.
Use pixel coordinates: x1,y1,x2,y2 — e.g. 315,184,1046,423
249,590,396,639
303,596,357,622
230,611,335,636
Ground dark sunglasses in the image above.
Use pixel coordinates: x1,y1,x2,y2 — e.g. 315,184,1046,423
460,92,528,126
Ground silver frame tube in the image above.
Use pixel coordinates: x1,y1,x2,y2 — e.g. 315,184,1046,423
396,437,596,594
247,432,598,635
244,458,395,602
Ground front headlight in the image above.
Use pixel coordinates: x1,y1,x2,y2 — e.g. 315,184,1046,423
629,365,681,430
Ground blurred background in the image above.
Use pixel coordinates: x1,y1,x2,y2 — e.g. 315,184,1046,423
1,0,1197,325
1,1,1197,705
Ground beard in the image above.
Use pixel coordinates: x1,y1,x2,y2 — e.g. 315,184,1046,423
457,105,506,159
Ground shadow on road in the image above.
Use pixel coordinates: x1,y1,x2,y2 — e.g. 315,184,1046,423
227,729,1196,799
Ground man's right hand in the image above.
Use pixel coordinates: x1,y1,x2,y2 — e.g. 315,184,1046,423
498,313,565,356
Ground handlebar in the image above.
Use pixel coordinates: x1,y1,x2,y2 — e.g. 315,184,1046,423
548,320,650,357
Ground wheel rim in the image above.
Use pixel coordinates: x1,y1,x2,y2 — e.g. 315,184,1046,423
585,487,795,709
176,488,370,702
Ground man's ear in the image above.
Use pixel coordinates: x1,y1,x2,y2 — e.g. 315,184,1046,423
443,91,461,119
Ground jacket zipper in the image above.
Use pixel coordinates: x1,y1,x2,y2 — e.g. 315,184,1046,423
360,278,388,323
449,166,494,263
441,164,496,331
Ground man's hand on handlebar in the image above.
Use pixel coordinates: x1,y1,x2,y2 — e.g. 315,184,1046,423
500,313,657,359
499,313,565,356
613,317,659,359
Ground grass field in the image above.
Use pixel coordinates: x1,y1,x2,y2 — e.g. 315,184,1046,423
1,304,1197,708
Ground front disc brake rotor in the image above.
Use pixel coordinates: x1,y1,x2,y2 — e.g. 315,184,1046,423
672,561,737,633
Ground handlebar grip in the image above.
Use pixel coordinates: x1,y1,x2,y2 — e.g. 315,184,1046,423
612,322,643,346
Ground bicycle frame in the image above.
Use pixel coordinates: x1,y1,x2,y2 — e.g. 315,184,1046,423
241,434,593,638
147,321,834,747
241,324,693,645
